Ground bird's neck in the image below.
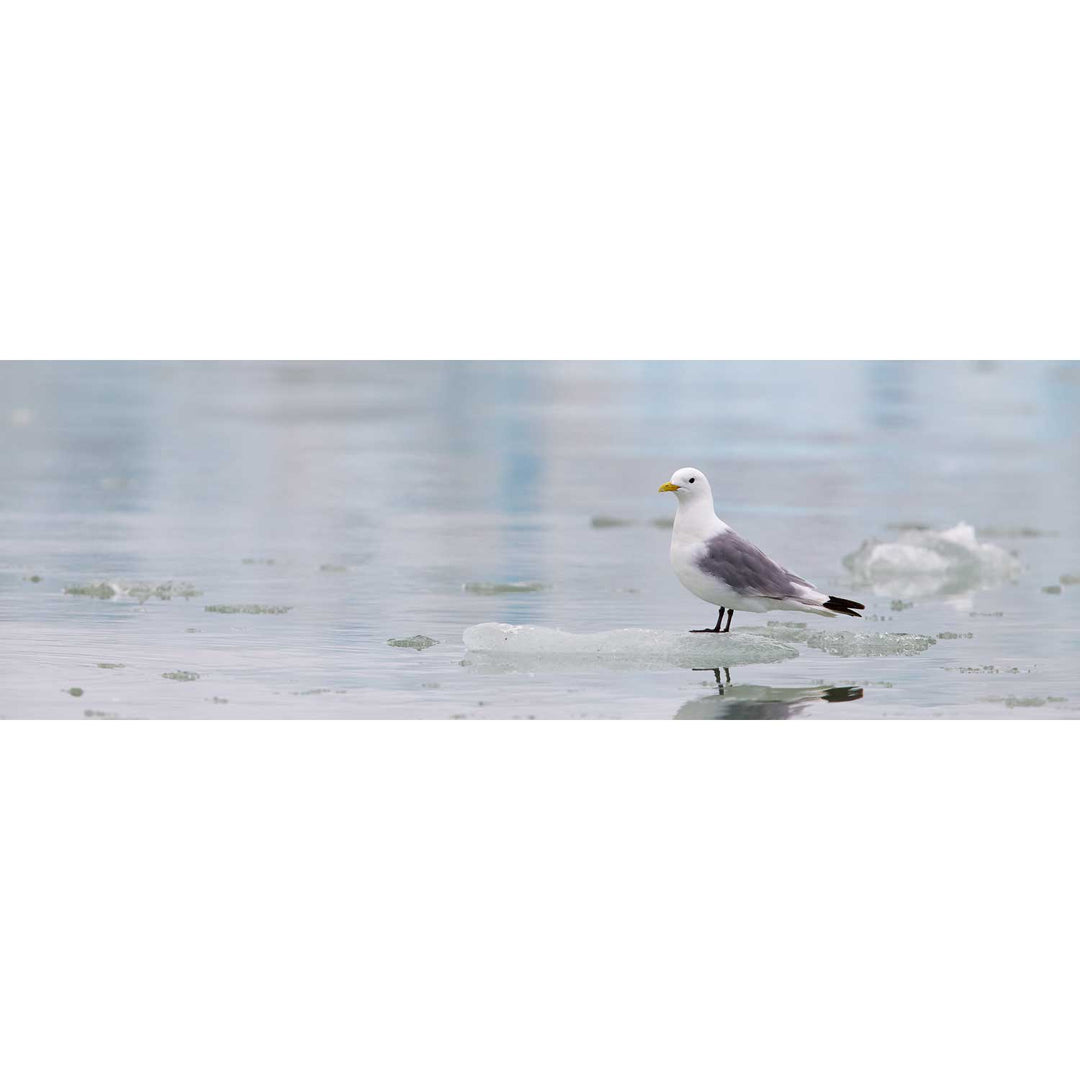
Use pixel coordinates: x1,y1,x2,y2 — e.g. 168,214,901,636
674,497,726,539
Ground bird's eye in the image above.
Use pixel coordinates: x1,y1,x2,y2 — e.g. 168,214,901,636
688,477,695,484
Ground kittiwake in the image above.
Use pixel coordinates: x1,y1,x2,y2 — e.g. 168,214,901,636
659,466,865,632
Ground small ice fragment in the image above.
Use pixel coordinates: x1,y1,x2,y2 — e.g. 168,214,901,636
387,635,439,651
205,604,292,614
65,582,117,599
162,671,200,681
97,662,125,669
462,582,549,594
937,632,973,639
1042,585,1062,595
64,687,84,697
980,526,1057,538
65,580,202,601
127,581,202,601
1059,574,1080,586
843,522,1020,599
319,563,349,572
462,623,798,669
590,515,634,528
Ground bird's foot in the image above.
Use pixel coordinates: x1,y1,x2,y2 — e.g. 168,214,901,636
689,628,721,633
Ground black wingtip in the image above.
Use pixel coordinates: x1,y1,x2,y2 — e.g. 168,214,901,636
824,595,865,616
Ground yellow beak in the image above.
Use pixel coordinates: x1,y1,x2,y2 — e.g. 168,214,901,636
658,482,681,493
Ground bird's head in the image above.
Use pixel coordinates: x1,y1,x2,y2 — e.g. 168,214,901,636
658,466,712,501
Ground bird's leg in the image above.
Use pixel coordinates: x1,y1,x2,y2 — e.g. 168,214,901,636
720,609,734,633
723,667,731,684
690,607,726,633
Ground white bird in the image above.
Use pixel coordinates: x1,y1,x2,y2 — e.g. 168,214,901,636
658,466,864,633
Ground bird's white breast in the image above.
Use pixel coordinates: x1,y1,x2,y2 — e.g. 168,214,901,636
669,519,775,613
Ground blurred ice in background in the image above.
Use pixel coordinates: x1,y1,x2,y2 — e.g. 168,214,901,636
1,360,1077,719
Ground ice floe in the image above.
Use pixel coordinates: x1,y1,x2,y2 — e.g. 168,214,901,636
462,622,798,670
462,581,549,594
842,522,1020,599
204,604,292,615
387,635,439,651
590,515,635,528
745,621,937,657
65,580,203,601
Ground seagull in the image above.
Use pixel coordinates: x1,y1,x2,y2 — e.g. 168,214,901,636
658,466,865,633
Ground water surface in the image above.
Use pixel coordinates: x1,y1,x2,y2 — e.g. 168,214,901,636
2,360,1077,719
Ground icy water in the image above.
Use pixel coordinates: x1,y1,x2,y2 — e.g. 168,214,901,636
2,360,1078,720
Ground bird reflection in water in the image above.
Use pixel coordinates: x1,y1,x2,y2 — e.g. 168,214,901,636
675,668,864,720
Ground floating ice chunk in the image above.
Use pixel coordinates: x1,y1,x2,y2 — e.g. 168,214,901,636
65,580,202,601
979,526,1057,539
462,581,549,594
590,515,635,528
986,695,1069,709
843,522,1020,599
804,630,936,657
746,621,937,657
462,622,798,670
387,634,439,651
205,604,291,614
65,582,118,599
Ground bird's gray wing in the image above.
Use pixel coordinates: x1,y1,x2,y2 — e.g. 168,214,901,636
696,531,814,599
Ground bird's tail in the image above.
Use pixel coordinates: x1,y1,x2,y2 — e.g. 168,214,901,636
822,595,865,618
